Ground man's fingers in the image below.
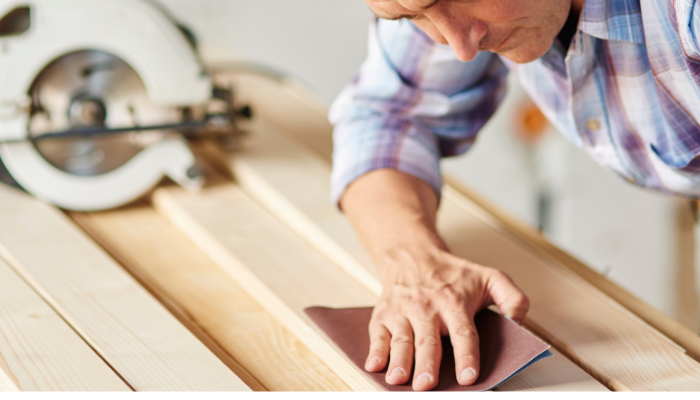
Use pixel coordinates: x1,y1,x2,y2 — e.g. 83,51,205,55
385,319,413,385
365,322,390,372
444,312,480,386
410,318,442,391
488,271,530,324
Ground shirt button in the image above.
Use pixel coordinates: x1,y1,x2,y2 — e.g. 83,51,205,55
586,119,601,131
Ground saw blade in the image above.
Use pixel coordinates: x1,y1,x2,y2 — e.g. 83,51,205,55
27,50,181,176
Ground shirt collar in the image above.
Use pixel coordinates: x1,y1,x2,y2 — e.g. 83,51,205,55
578,0,646,44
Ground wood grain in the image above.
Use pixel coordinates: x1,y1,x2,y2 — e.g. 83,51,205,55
441,189,700,390
212,69,333,162
229,122,381,295
153,175,606,391
444,176,700,363
70,205,350,391
495,347,602,392
0,183,250,391
0,256,129,391
674,200,699,332
153,183,382,391
69,208,265,392
225,119,700,390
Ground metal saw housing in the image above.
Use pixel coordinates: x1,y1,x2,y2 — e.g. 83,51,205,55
0,0,212,210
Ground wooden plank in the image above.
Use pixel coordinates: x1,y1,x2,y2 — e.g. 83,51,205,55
0,184,250,391
221,69,700,364
497,347,603,392
212,69,334,162
674,199,699,332
440,189,700,391
152,174,606,391
0,256,129,391
69,207,265,393
224,121,700,390
69,204,350,391
153,182,382,392
444,176,700,363
225,130,381,295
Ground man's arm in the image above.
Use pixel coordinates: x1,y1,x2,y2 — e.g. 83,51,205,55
341,169,529,391
330,18,526,391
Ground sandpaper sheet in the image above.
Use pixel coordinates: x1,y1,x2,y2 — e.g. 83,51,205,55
304,306,551,391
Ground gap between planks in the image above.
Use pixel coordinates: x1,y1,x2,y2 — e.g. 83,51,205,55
69,204,351,391
0,183,249,391
0,254,130,391
152,182,382,392
69,207,265,392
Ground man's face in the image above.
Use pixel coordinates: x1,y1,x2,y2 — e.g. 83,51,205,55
365,0,572,63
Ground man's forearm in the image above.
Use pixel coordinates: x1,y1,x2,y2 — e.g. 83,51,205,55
340,168,528,391
340,169,445,266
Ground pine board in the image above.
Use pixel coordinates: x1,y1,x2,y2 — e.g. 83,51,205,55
70,204,350,391
227,130,381,295
0,183,250,391
0,256,129,391
152,176,606,391
440,189,700,390
153,183,382,391
212,69,334,162
225,120,700,390
444,176,700,362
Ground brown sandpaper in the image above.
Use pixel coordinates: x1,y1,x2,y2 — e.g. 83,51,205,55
304,306,551,391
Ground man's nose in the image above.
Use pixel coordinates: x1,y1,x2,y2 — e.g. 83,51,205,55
431,12,487,62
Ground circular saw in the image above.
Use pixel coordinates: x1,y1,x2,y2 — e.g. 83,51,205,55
0,0,248,211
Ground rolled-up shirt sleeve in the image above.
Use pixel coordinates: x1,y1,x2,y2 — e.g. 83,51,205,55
329,18,508,205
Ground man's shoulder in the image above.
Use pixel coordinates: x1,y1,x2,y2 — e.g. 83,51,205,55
637,0,700,61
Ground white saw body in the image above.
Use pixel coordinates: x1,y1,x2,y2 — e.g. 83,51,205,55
0,0,217,211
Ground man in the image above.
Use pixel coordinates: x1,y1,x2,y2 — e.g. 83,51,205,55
329,0,700,392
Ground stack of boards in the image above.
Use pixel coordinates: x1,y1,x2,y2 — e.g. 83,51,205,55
1,71,700,391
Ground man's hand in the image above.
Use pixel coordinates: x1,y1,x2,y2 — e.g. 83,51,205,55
366,245,528,390
341,169,529,391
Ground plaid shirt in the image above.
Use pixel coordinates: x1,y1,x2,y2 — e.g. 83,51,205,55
329,0,700,204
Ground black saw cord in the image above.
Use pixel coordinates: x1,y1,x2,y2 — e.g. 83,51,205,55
16,120,207,143
0,106,252,144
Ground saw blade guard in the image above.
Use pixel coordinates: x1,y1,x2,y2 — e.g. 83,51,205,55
28,50,182,176
0,0,211,115
0,0,210,210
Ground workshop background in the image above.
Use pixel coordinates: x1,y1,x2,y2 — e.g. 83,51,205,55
156,0,698,331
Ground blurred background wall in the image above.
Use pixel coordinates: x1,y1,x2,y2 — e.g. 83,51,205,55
154,0,698,330
154,0,372,104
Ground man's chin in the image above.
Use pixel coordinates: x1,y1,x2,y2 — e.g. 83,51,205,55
496,42,553,64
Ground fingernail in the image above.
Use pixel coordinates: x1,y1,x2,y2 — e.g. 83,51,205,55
416,373,432,384
460,368,476,382
369,357,380,365
390,368,406,379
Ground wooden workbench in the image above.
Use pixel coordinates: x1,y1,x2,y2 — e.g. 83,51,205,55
1,70,699,391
